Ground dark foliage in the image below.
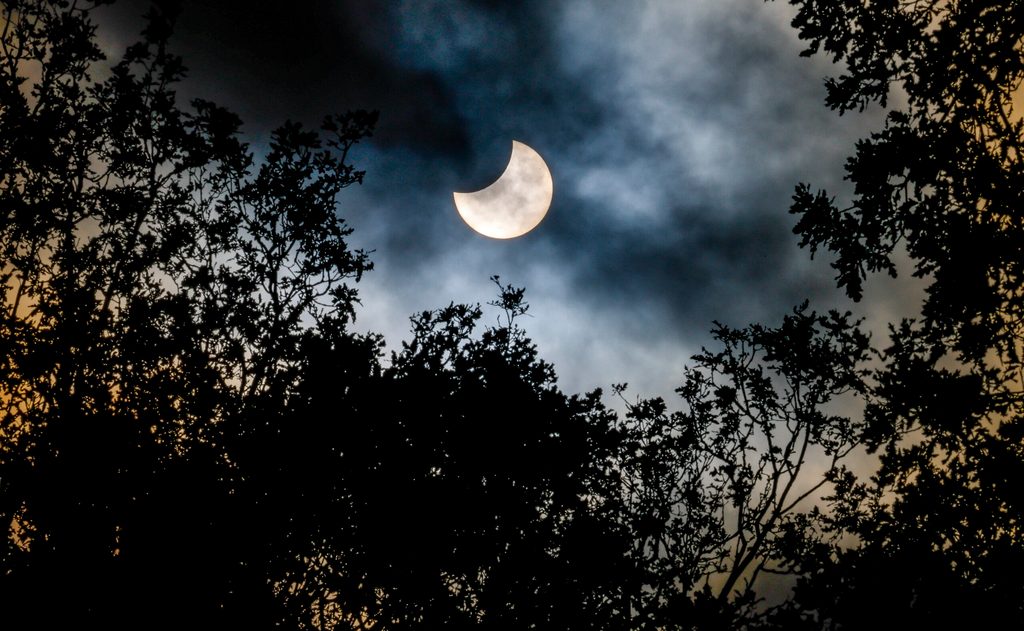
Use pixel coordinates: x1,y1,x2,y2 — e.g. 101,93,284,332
273,280,631,630
775,0,1024,627
614,305,870,629
5,0,1022,629
0,0,377,625
0,2,632,628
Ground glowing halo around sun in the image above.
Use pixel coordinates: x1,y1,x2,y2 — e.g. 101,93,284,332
453,140,553,239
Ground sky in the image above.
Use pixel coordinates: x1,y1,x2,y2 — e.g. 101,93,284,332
99,0,923,401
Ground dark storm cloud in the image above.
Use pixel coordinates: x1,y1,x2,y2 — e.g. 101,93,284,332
106,0,473,153
96,0,914,397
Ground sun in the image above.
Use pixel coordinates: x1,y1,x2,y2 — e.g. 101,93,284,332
453,141,553,239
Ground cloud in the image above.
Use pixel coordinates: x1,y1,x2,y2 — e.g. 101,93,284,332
95,0,913,399
335,0,897,396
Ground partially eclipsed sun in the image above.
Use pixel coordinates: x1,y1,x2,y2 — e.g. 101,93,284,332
453,140,553,239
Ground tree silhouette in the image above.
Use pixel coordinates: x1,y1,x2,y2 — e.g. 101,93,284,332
769,1,1024,626
266,277,632,630
611,2,1024,627
1,0,375,626
0,3,630,628
613,305,871,629
8,0,1021,629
